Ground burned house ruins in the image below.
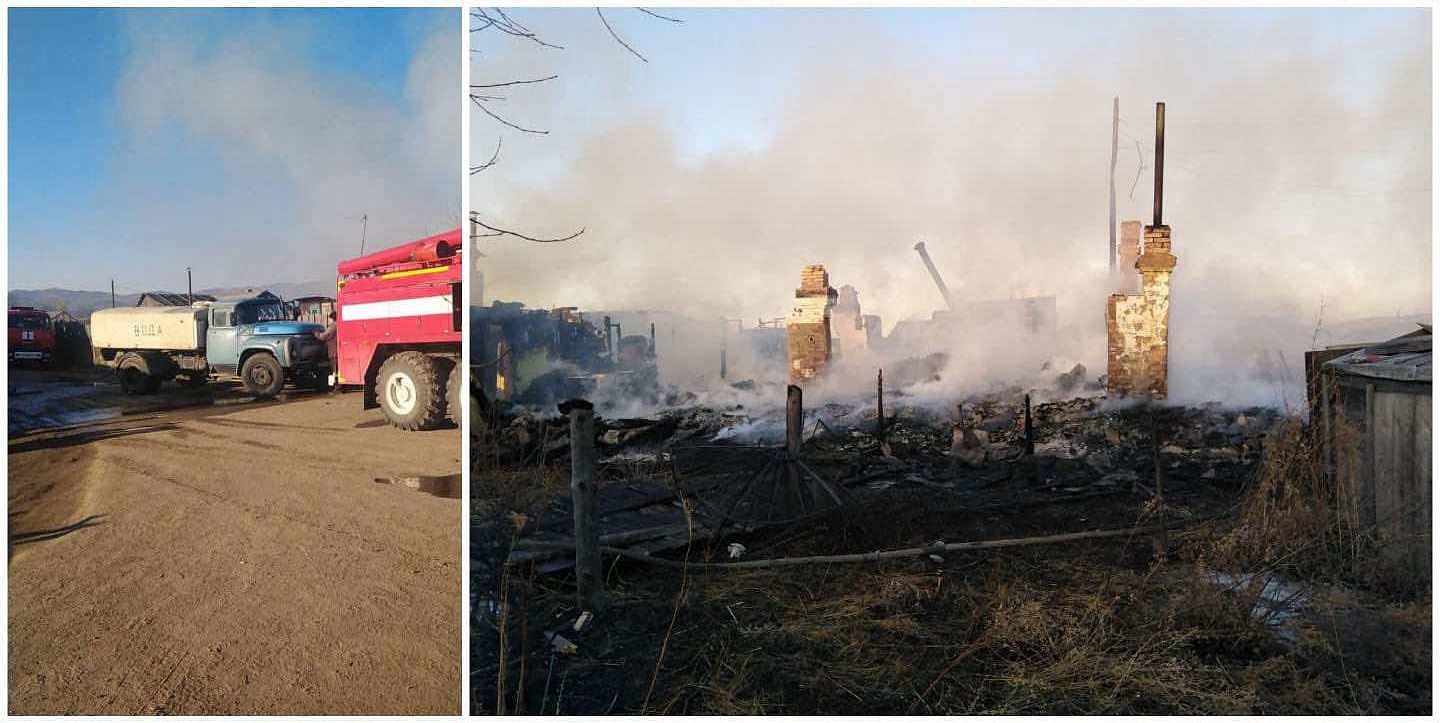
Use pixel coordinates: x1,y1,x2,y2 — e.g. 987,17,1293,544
785,264,838,384
1106,103,1175,399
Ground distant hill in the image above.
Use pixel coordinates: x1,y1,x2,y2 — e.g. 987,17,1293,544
9,280,334,319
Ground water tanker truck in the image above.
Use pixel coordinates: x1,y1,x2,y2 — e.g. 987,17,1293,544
334,229,462,430
90,297,330,396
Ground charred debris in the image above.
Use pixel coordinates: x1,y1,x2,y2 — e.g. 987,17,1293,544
473,101,1432,716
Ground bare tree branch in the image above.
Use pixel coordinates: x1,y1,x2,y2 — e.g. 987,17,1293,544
472,7,566,49
596,8,647,63
471,8,678,245
471,137,502,175
471,75,559,89
472,98,549,135
635,7,683,23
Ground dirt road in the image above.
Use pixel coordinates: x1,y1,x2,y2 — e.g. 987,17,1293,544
8,379,461,715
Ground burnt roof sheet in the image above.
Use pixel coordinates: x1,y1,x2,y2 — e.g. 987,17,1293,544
1324,327,1432,383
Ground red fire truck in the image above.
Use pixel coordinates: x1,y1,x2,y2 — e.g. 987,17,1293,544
8,307,56,366
335,229,463,430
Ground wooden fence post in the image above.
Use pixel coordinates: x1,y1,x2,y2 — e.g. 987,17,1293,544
562,398,602,611
1023,393,1035,456
786,384,803,493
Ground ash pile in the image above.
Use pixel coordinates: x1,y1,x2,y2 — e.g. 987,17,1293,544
474,362,1284,571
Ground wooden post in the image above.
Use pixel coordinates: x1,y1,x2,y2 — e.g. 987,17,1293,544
876,369,885,442
720,320,728,380
786,384,803,490
1023,394,1035,456
562,399,602,611
1152,409,1168,557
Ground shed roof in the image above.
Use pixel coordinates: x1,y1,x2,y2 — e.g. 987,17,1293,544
1324,325,1432,384
137,291,217,306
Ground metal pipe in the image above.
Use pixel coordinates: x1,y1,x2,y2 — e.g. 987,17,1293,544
913,241,956,312
1153,102,1165,227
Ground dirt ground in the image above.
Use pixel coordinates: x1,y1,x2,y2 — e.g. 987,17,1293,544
8,369,461,715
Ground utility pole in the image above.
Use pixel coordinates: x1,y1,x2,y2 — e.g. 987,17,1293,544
111,280,116,308
358,213,369,255
186,267,193,304
1110,96,1119,272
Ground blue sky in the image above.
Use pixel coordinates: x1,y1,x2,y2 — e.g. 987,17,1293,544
9,7,458,291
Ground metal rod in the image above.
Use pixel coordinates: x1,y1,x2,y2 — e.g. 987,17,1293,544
913,241,957,312
1153,102,1165,227
1110,96,1119,270
186,267,193,304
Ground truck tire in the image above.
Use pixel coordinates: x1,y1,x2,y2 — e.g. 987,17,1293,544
118,356,161,395
305,371,331,392
376,351,446,431
241,353,284,398
446,361,462,424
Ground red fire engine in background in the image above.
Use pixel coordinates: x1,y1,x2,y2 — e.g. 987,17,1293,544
335,229,463,430
8,307,56,366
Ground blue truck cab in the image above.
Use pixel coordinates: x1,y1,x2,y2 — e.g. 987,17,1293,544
204,298,331,396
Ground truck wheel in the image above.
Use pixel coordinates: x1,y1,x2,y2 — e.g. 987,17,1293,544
377,351,446,430
118,357,160,395
446,361,462,424
305,371,331,392
241,353,284,398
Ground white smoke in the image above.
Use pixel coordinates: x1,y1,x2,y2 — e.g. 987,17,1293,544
476,9,1431,409
104,10,460,288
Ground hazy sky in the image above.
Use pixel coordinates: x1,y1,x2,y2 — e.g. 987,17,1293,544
475,7,1430,320
8,7,460,292
473,7,1432,405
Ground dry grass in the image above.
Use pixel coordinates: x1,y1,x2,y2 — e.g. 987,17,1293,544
476,410,1429,715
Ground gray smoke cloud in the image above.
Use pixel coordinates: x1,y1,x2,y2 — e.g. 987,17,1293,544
106,11,459,288
475,9,1431,409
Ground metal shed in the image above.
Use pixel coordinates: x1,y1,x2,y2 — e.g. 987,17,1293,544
136,291,216,306
1319,325,1432,583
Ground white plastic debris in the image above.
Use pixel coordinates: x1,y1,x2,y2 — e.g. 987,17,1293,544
547,632,578,655
572,611,593,632
727,543,747,560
